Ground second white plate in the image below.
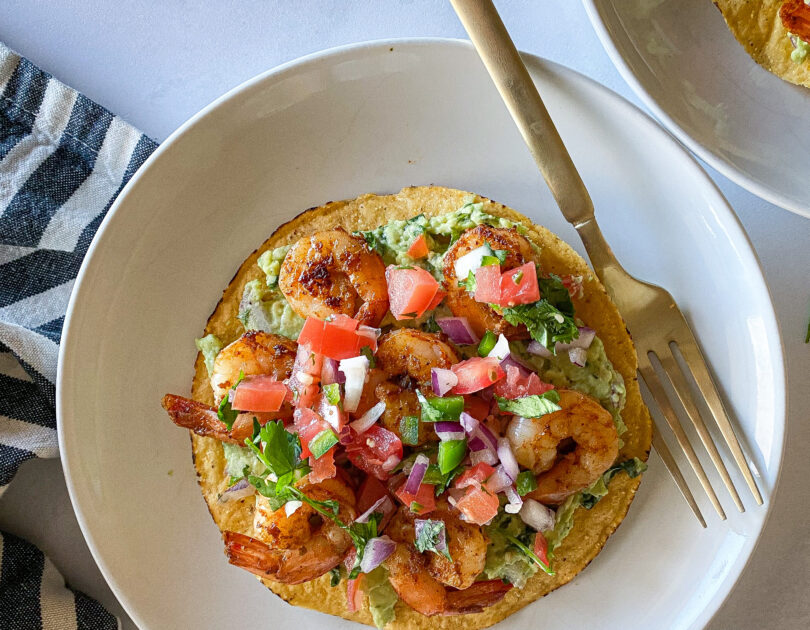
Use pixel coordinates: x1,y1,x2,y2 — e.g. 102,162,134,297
585,0,810,217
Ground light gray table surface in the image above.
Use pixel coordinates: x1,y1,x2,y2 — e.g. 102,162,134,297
0,1,807,628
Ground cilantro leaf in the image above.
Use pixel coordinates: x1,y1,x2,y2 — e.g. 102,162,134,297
361,345,377,368
501,274,578,352
515,470,538,496
329,566,344,587
493,249,508,264
259,421,301,477
496,391,561,417
504,533,554,575
458,270,477,293
414,519,452,560
217,370,245,430
425,315,440,333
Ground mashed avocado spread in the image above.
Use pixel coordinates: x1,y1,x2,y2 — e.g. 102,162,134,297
225,198,641,602
791,34,810,63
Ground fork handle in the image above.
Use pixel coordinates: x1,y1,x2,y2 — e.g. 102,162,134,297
449,0,624,283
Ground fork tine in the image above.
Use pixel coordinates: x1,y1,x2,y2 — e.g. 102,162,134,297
651,425,706,528
638,353,726,520
676,339,763,505
658,350,745,512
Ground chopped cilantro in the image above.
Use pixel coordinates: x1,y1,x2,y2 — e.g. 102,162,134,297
217,370,244,430
501,274,578,352
329,566,343,587
493,249,508,264
458,270,477,293
361,345,377,368
504,533,554,575
422,463,462,495
425,315,440,333
516,470,538,496
414,519,452,560
495,391,561,417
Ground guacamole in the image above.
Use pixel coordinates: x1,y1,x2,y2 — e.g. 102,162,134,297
791,34,810,63
238,279,305,339
195,333,222,377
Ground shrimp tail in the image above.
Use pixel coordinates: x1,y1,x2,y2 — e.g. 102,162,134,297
224,531,284,578
444,579,513,615
161,393,239,444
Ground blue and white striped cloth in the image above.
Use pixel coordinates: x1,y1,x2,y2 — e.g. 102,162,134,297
0,42,157,628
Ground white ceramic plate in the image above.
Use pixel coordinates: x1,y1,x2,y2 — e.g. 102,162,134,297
58,39,784,630
584,0,810,217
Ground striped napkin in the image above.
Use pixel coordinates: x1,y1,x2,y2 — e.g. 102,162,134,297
0,42,157,628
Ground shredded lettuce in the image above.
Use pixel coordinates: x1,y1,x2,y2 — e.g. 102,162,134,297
364,566,398,629
195,334,222,377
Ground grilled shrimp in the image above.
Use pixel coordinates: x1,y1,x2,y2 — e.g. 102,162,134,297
781,0,810,43
506,389,619,505
356,329,459,445
210,331,297,405
442,225,536,339
385,502,510,616
278,229,388,327
225,476,357,584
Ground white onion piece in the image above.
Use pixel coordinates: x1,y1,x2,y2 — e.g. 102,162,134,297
497,438,520,481
217,479,255,504
519,498,556,532
284,500,303,516
349,401,385,434
568,347,587,367
454,245,491,280
504,486,523,513
339,355,369,413
527,327,596,357
486,466,513,493
360,536,396,574
470,447,499,466
487,334,511,361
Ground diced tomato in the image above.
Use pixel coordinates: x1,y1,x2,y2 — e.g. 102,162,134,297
454,484,500,525
454,463,496,489
346,574,365,613
394,479,436,515
534,531,550,567
231,377,288,412
425,287,446,312
463,395,491,421
473,264,501,303
385,265,441,320
498,262,540,307
330,314,360,331
357,476,388,513
293,407,329,459
406,233,429,259
287,344,323,409
345,425,403,480
298,316,375,361
315,392,347,431
310,446,336,483
493,365,555,399
451,357,505,394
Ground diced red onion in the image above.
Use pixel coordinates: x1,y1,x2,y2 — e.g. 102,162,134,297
359,536,396,574
459,412,478,433
470,446,499,466
477,423,499,452
321,357,345,385
414,519,449,556
568,347,587,367
504,486,523,513
431,367,458,396
217,478,255,503
497,438,519,480
436,317,480,345
355,495,395,524
435,421,465,441
500,353,533,377
467,436,485,451
486,465,513,493
339,355,369,413
349,401,385,434
404,454,429,494
527,327,596,357
519,498,556,532
487,334,510,361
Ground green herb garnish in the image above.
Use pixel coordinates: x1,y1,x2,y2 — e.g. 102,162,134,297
414,519,452,560
217,370,245,430
516,470,538,496
495,391,561,417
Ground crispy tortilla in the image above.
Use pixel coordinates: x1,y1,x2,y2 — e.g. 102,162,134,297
187,186,652,629
714,0,810,88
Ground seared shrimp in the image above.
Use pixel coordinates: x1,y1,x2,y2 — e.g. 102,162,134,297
781,0,810,42
162,394,245,444
356,329,459,445
225,476,357,584
443,225,536,339
210,331,297,405
278,229,388,326
506,389,619,505
385,502,510,616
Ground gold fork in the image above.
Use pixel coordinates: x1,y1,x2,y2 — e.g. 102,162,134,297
450,0,763,526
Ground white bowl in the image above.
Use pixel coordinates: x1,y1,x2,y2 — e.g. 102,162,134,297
585,0,810,217
58,39,784,630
